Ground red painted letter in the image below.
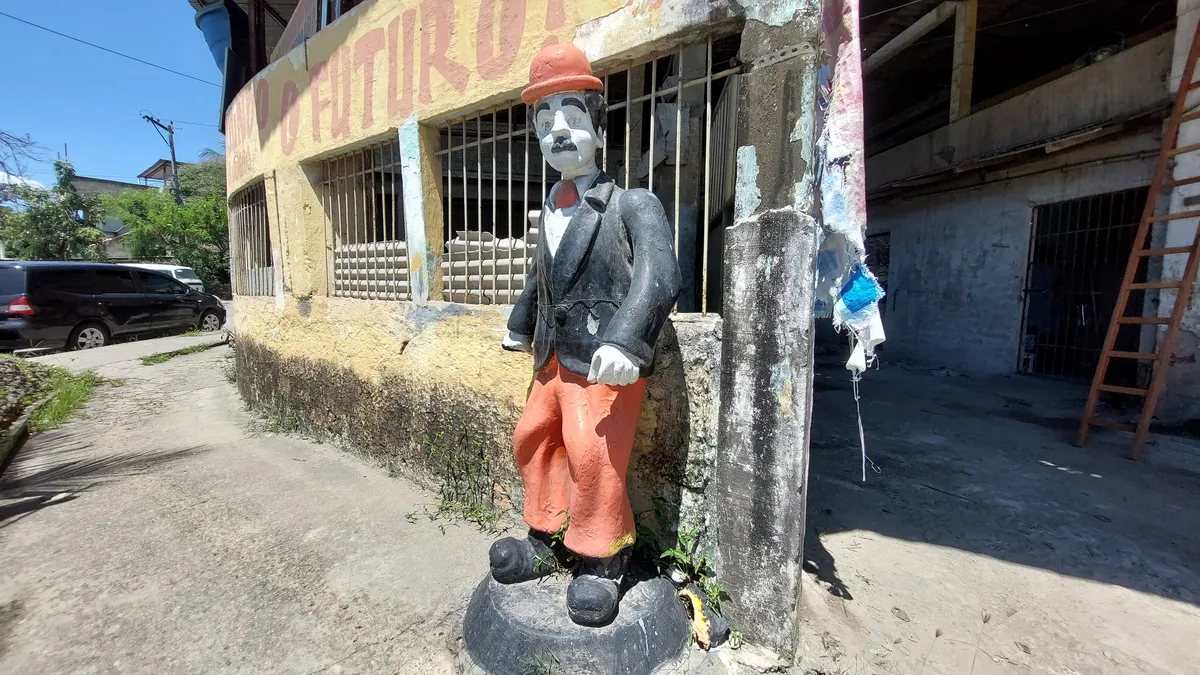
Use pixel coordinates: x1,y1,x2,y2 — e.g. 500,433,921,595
476,0,526,80
281,80,301,155
354,28,385,129
545,0,565,30
420,0,470,105
330,47,352,138
310,59,330,142
254,80,271,130
387,10,417,119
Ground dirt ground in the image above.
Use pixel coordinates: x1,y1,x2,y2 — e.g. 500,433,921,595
799,358,1200,675
2,337,1197,674
0,344,496,674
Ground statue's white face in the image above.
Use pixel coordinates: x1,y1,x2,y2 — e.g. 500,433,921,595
533,91,601,178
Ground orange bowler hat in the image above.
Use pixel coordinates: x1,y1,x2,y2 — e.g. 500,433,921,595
521,43,603,105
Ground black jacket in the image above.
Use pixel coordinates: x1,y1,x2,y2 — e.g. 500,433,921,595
508,173,681,378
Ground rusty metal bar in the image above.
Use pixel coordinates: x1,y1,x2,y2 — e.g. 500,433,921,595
702,37,713,316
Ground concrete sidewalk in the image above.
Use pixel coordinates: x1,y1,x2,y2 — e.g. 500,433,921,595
0,344,498,674
31,331,230,372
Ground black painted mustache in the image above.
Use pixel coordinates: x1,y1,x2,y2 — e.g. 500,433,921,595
550,138,579,153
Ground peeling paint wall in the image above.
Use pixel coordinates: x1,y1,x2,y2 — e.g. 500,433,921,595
232,296,722,545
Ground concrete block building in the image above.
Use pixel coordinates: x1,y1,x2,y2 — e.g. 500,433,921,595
858,0,1200,425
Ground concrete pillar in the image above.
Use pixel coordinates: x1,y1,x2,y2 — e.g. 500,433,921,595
715,0,821,658
398,119,445,303
949,0,978,121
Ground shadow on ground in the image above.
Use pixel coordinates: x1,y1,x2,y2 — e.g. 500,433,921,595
0,427,210,527
806,356,1200,609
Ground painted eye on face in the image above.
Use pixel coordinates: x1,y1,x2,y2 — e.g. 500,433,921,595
541,120,551,132
567,116,581,126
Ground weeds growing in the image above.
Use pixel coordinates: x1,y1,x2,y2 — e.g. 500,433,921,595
140,341,225,366
29,370,103,433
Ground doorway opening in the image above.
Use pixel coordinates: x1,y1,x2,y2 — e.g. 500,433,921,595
1019,187,1148,382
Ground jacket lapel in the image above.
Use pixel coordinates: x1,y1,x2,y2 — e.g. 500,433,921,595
550,174,615,297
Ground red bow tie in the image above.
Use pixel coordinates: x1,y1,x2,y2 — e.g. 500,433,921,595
555,180,579,209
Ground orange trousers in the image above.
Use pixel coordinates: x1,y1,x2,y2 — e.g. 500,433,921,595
513,355,648,559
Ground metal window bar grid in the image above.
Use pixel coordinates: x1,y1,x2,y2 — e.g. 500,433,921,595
1019,187,1149,382
230,181,274,297
319,139,410,301
435,34,741,314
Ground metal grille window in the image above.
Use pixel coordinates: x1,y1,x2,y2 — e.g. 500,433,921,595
436,34,741,313
318,140,409,300
230,181,274,296
1019,187,1149,382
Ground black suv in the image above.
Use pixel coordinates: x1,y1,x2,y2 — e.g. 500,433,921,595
0,261,227,352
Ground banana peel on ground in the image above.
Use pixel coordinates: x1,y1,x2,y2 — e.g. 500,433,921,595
677,584,731,649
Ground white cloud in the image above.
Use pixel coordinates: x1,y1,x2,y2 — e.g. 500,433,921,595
1,172,44,189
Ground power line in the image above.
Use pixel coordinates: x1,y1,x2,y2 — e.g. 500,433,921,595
864,0,1105,53
171,120,221,128
862,0,932,22
890,0,1105,51
0,10,220,88
976,0,1103,33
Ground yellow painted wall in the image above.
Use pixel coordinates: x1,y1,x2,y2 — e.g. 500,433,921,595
225,0,737,192
225,0,739,308
224,0,735,542
232,295,724,547
234,295,530,406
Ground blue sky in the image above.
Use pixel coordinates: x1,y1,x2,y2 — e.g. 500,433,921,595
1,1,225,188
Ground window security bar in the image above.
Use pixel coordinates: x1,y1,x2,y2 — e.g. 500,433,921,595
435,34,741,314
318,139,409,301
230,181,274,297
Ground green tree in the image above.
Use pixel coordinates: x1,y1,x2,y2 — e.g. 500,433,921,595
0,161,107,260
104,156,230,293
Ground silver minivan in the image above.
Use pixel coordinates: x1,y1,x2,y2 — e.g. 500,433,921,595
121,263,205,293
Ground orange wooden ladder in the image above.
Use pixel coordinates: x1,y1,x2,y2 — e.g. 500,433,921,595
1076,20,1200,459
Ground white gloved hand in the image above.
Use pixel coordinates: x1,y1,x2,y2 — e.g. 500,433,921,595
502,330,532,353
587,344,642,386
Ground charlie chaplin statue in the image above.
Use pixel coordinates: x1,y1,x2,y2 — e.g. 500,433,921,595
494,43,682,626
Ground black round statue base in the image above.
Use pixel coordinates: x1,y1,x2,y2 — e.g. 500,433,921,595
461,568,691,675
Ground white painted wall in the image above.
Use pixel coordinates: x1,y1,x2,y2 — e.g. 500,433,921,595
870,134,1158,375
1158,0,1200,423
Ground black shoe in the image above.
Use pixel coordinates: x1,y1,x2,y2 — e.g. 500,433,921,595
489,529,559,584
566,549,630,626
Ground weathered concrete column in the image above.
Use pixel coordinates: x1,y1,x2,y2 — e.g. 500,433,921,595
716,0,821,657
398,119,445,303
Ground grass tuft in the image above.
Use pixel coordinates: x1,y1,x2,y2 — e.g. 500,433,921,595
29,370,101,433
140,341,224,366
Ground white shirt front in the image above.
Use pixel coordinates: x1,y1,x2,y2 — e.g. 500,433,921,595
542,171,599,257
542,202,576,258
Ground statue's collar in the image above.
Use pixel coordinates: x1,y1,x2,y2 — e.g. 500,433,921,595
582,172,615,211
547,170,615,211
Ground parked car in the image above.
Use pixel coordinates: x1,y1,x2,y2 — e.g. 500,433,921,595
121,262,206,292
0,261,227,352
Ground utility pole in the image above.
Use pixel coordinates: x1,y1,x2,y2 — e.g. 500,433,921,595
142,114,183,204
